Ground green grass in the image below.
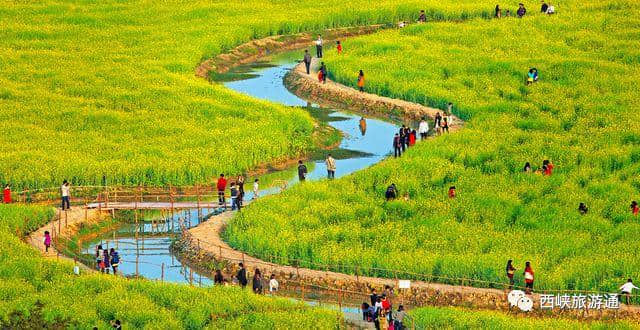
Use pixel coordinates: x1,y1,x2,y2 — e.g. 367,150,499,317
0,0,497,189
0,204,341,328
225,0,640,293
410,306,638,329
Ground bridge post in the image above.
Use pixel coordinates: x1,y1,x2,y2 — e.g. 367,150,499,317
161,262,165,282
84,197,88,221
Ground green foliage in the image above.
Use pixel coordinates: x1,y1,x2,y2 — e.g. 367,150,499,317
227,2,640,293
410,306,637,329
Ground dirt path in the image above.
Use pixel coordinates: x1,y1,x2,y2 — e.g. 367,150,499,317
27,207,104,266
286,57,463,128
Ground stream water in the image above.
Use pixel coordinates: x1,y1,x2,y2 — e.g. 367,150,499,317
78,48,401,322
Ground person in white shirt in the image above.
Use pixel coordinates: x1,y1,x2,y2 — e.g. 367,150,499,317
620,278,639,304
269,274,279,293
315,35,323,58
61,180,71,210
546,4,555,14
252,178,259,200
418,118,429,140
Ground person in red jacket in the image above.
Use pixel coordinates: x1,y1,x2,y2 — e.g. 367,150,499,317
2,184,10,204
523,261,534,294
543,160,554,176
631,201,639,216
336,40,343,54
216,174,227,208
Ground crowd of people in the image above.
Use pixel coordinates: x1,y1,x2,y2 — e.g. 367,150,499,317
213,263,280,294
361,286,407,330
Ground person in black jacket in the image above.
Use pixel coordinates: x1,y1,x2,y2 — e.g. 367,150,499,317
297,160,308,181
517,3,526,17
237,263,248,288
370,288,378,307
393,134,402,158
541,1,548,13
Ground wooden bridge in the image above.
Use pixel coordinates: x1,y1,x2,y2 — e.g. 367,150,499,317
86,201,224,210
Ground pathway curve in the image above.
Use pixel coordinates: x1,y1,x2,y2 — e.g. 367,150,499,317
27,207,103,265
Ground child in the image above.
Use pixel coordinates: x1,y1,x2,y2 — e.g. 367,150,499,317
43,231,51,252
336,41,342,54
269,274,279,293
252,179,259,200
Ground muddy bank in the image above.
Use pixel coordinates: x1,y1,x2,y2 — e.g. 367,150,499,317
196,25,384,79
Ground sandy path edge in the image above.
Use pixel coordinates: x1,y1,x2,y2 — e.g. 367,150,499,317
27,207,104,269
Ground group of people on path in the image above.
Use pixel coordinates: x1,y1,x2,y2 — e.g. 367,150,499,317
95,244,120,275
495,1,555,18
216,174,260,211
214,263,279,294
393,107,454,158
362,286,407,330
506,260,535,293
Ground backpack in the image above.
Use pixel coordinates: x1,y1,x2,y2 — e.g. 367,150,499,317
111,253,119,264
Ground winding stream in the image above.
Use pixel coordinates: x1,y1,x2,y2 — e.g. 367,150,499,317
78,48,400,320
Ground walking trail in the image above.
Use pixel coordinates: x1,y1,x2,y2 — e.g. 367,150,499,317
27,207,103,267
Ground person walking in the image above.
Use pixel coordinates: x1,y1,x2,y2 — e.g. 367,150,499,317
370,288,378,307
2,184,11,204
495,4,502,18
434,113,442,135
252,179,259,200
297,160,308,181
336,40,343,54
393,133,402,158
230,182,240,211
620,278,639,305
61,180,71,210
96,244,104,270
403,126,411,149
315,35,323,58
398,127,406,152
631,201,639,216
325,154,336,179
216,174,227,208
110,248,119,275
506,259,516,290
441,117,449,133
319,62,327,84
517,3,526,17
523,261,534,294
102,249,111,274
303,49,312,75
237,263,248,288
418,118,429,140
43,231,51,252
357,70,365,92
252,268,263,294
409,129,417,146
269,274,279,293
